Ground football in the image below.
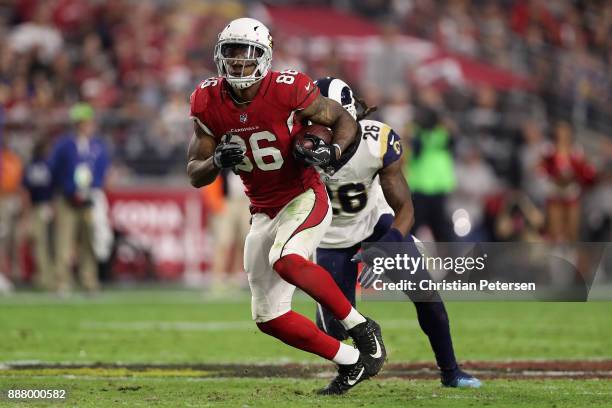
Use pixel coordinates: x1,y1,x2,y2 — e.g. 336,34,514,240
293,124,333,151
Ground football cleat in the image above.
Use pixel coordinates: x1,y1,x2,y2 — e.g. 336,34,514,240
317,356,369,395
441,369,482,388
347,317,386,376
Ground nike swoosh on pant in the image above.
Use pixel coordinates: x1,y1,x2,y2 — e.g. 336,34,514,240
370,337,382,359
347,367,365,386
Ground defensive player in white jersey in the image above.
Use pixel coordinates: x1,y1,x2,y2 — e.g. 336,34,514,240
313,77,482,388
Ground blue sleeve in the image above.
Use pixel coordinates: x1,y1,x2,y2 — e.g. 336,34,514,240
48,140,64,188
93,140,110,188
382,129,403,168
22,165,30,189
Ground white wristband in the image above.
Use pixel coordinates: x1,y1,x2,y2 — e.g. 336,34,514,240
332,143,342,158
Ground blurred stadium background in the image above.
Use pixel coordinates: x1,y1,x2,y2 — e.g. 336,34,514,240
0,1,611,406
1,0,612,288
1,0,611,289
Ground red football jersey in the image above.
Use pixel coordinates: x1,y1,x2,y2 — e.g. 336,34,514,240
190,70,323,212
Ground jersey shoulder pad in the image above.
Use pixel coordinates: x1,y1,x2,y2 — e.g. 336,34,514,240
359,120,403,168
190,77,222,135
271,69,319,110
190,77,223,115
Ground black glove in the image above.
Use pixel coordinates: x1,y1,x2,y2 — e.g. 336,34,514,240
213,137,245,169
352,246,388,288
294,137,337,168
352,228,405,289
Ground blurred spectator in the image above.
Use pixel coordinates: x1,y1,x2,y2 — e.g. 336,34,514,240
465,86,513,182
540,121,596,242
518,119,549,206
405,106,455,241
8,2,63,63
207,170,250,294
436,0,478,57
353,0,393,20
363,23,412,97
379,87,413,137
0,0,609,257
22,137,54,290
160,90,192,150
0,135,23,291
450,141,500,241
582,140,612,242
49,103,109,294
492,189,545,242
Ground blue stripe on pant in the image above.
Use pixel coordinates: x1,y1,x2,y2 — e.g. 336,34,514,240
315,214,394,340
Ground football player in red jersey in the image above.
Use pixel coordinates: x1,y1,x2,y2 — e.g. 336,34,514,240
187,18,386,395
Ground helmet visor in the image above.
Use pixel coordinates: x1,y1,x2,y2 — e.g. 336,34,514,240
218,42,265,79
220,43,264,59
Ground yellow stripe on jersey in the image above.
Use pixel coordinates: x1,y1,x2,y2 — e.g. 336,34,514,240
379,124,392,159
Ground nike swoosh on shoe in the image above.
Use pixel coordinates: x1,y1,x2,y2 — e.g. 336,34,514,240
346,367,365,386
370,336,382,359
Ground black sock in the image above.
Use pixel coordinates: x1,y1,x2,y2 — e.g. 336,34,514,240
414,301,458,373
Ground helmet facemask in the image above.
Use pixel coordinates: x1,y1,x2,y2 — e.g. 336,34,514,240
214,40,271,90
340,86,357,120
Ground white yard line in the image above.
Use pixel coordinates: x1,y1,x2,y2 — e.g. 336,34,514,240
79,319,418,332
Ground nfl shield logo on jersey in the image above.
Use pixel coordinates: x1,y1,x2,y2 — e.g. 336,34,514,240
240,113,248,123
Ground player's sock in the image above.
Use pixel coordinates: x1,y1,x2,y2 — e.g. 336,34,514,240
332,342,360,365
273,254,355,321
339,307,367,330
414,301,458,371
256,310,341,360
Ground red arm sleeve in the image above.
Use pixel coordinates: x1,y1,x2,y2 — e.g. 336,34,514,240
572,153,597,186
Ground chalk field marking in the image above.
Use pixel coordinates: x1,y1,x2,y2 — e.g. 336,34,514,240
79,319,418,332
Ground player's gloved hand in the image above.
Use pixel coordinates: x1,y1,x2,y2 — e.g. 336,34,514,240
353,228,405,289
213,136,246,169
294,137,337,169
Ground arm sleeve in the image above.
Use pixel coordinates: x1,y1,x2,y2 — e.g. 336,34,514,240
94,141,110,187
48,141,63,188
382,128,403,168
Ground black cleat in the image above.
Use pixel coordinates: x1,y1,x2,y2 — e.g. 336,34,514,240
347,317,386,376
317,356,369,395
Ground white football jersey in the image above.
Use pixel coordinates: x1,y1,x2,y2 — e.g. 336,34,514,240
319,119,403,248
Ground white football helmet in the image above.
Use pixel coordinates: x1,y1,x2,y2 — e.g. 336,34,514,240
214,18,273,90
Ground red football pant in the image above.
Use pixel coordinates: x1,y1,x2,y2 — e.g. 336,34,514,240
257,310,340,360
273,254,352,320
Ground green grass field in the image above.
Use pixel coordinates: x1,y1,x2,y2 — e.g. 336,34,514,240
1,289,611,407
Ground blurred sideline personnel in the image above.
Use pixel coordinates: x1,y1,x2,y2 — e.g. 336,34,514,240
0,136,23,293
540,121,595,242
22,138,54,290
50,103,110,294
314,77,481,388
406,107,455,241
208,169,251,293
187,18,386,395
